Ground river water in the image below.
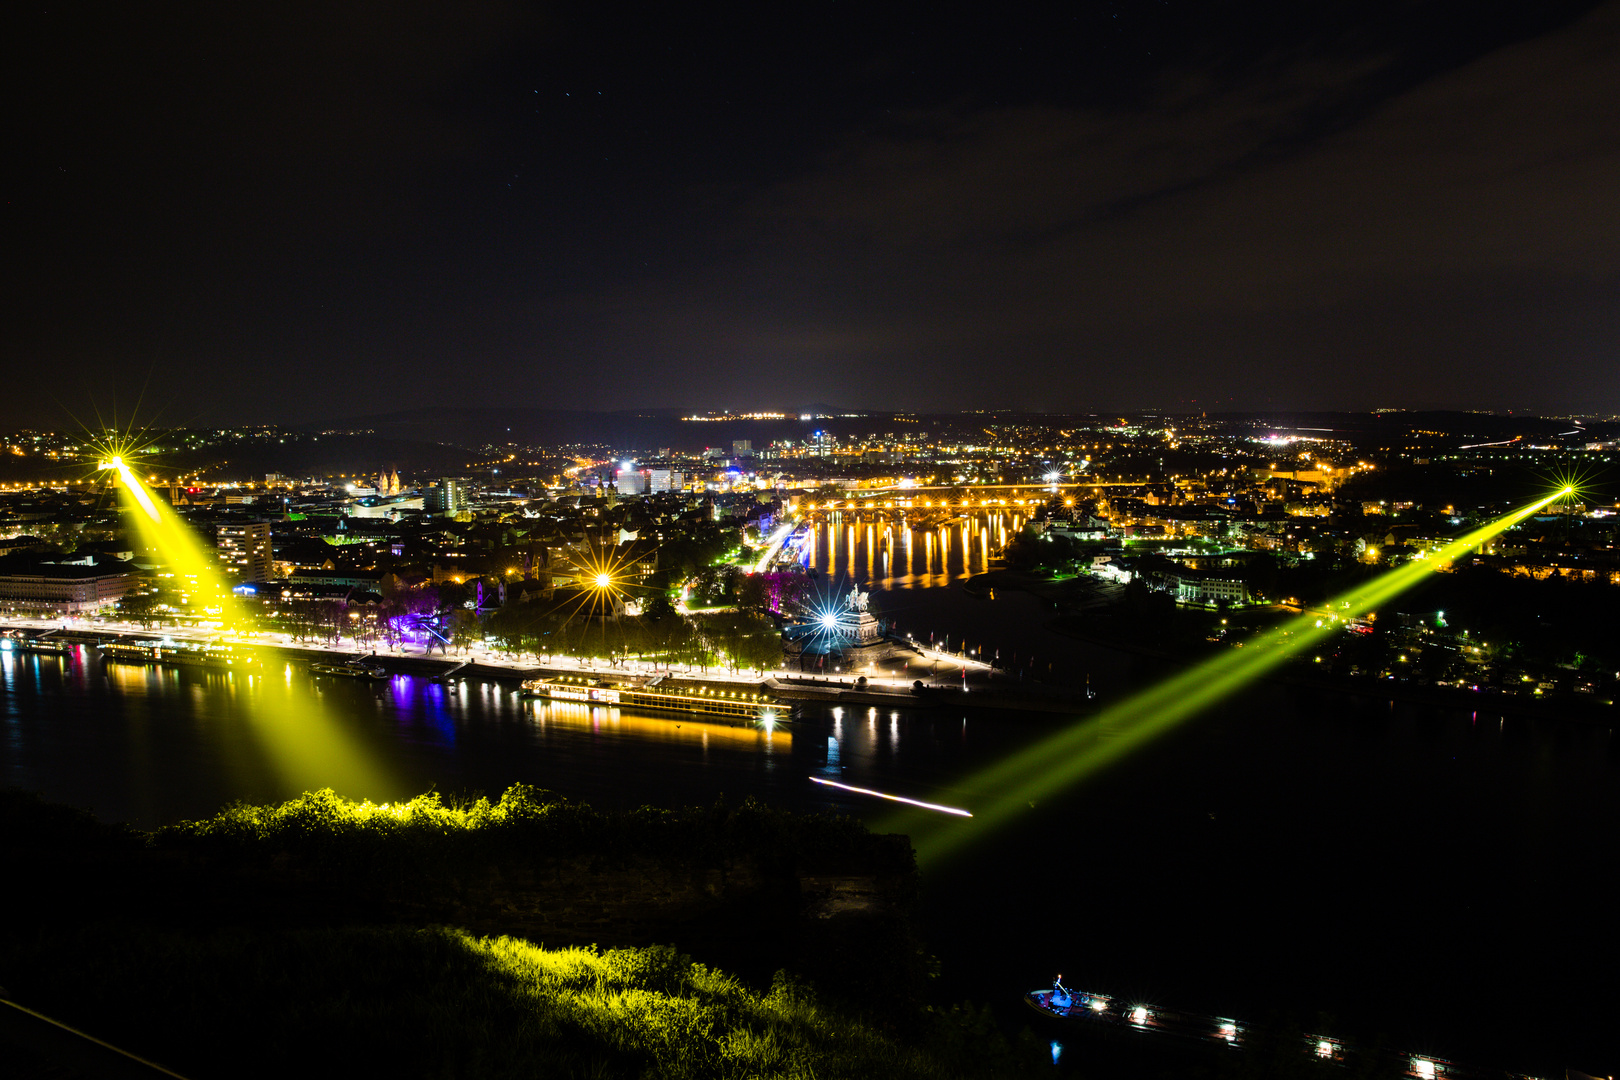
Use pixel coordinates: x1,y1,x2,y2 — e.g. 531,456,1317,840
3,513,1616,1072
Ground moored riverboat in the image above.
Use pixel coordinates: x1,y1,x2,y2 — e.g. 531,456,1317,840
1,633,73,656
310,657,388,680
520,674,782,725
99,638,258,670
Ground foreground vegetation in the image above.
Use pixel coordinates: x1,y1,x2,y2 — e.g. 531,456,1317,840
5,925,1021,1080
148,782,906,883
0,787,1036,1079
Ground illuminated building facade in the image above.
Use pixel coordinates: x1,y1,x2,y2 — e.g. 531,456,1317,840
615,467,646,496
423,478,466,516
215,521,273,583
0,563,137,615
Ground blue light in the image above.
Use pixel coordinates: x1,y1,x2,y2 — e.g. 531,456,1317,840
1050,1040,1063,1065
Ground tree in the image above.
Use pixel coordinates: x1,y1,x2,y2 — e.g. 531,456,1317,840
118,590,159,628
448,608,481,653
736,572,767,612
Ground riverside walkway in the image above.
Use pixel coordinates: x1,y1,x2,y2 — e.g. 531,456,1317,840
0,617,1093,717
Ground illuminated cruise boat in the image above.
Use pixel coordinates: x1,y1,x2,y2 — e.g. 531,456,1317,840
99,638,258,670
0,632,73,656
520,674,781,725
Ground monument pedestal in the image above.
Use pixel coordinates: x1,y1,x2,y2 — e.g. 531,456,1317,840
837,611,910,669
849,611,883,644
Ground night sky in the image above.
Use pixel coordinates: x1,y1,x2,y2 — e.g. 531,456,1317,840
9,2,1620,429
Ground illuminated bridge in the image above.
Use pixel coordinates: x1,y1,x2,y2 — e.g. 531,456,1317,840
794,483,1158,523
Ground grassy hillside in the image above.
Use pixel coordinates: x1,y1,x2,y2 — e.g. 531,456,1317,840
0,787,1037,1079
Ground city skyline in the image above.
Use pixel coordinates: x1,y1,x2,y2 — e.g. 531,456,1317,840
9,3,1620,429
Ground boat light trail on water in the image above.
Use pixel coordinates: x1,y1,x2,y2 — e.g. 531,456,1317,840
884,490,1570,865
809,777,973,817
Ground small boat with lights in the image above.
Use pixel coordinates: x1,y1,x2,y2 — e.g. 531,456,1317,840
99,639,258,670
310,656,388,680
520,674,783,725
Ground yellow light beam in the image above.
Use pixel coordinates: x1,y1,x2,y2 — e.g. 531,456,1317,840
106,460,242,631
111,461,162,524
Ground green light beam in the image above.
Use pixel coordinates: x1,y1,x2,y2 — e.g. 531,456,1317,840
884,490,1567,865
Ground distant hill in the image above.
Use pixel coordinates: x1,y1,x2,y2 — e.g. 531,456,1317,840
314,406,1619,454
1204,410,1614,442
305,406,889,454
0,434,485,485
165,433,482,481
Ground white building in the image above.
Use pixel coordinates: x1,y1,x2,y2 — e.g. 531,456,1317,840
649,469,683,493
615,468,646,496
1158,570,1249,605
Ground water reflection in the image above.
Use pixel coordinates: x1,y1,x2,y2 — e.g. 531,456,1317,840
524,700,791,754
802,510,1025,588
